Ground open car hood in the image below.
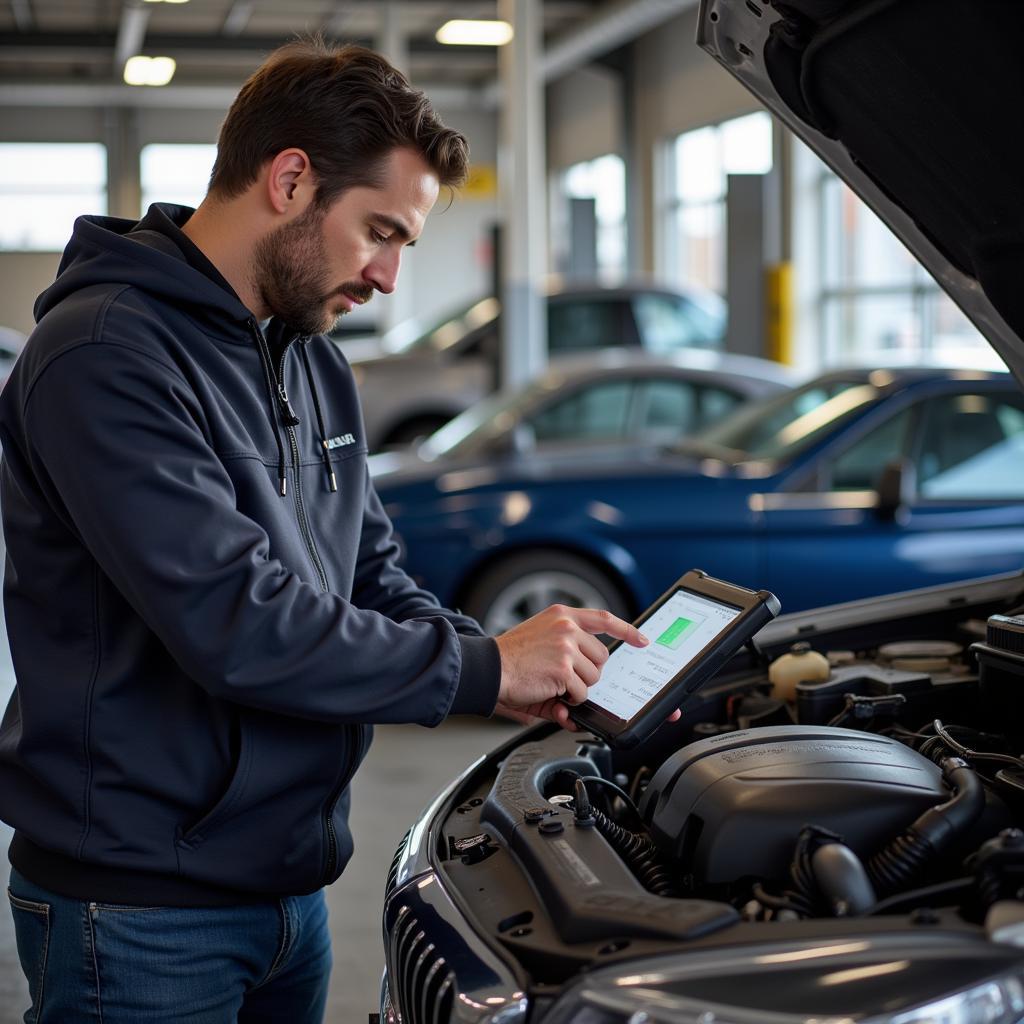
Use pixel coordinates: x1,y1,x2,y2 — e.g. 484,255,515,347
697,0,1024,389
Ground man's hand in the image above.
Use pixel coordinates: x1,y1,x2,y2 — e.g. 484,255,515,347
494,604,681,730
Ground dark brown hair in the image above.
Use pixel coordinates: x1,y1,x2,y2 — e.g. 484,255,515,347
209,38,469,205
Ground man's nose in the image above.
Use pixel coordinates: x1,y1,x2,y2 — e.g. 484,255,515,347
366,247,401,295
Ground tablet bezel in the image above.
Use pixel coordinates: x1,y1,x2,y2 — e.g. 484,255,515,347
567,569,779,748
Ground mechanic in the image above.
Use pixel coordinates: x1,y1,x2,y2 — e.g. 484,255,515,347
0,39,653,1023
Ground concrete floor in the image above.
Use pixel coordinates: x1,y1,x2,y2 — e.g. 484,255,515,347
0,571,522,1023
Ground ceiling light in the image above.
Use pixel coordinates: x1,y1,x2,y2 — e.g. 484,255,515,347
143,0,190,4
123,56,177,86
436,20,513,46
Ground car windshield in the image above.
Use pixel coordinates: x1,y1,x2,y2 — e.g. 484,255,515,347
417,382,547,460
696,377,880,461
388,297,500,355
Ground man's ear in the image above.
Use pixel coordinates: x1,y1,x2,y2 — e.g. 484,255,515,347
266,149,315,215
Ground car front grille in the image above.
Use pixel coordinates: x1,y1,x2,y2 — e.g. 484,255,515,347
388,904,455,1024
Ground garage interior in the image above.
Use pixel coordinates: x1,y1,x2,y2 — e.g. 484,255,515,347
0,1,1013,1022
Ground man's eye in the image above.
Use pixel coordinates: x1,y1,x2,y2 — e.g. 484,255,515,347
370,228,388,245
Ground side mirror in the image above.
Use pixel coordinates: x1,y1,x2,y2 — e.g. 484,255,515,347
875,458,916,519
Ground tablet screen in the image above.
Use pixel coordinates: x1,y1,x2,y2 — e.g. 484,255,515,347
585,588,742,721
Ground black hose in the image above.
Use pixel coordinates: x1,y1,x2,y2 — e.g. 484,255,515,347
867,758,984,896
591,806,682,897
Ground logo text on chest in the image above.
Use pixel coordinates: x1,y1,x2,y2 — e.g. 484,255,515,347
325,433,357,450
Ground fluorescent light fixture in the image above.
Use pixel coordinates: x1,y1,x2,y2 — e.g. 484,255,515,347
123,56,177,86
143,0,190,4
436,19,513,46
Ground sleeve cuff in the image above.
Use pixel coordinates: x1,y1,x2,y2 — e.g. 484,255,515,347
448,634,502,717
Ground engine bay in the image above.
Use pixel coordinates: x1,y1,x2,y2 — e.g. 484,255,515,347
424,576,1024,989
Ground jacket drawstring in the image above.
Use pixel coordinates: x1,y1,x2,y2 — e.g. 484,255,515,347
248,318,290,497
300,341,338,493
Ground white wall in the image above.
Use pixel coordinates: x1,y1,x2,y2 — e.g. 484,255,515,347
546,65,622,171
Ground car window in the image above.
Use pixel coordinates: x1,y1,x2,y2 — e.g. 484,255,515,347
826,408,913,490
635,379,699,438
547,299,632,352
699,379,877,461
529,380,633,442
916,392,1024,499
633,293,725,352
697,387,743,429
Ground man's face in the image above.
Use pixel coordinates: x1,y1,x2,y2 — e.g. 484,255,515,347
252,147,440,335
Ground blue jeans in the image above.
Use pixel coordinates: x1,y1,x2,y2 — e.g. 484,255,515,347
6,868,332,1023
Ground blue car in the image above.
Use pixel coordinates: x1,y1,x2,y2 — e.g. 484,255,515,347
374,366,1024,631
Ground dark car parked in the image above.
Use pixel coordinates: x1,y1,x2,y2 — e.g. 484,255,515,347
379,2,1024,1022
350,283,726,450
374,366,1024,633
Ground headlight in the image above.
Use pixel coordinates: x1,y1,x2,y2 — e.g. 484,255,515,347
891,971,1024,1024
544,938,1024,1024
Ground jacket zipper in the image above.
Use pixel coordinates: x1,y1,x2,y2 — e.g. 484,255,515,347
248,319,329,593
275,345,330,593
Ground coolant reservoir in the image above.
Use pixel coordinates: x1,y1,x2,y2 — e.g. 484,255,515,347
768,642,830,702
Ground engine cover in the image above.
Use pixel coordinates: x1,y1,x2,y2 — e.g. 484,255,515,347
639,725,947,884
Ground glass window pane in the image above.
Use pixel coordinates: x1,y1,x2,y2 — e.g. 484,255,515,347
634,294,690,352
824,183,918,289
637,379,697,438
823,293,921,363
928,291,1004,368
698,386,742,427
561,154,626,281
529,380,633,442
0,143,106,251
721,112,773,175
548,299,630,351
701,378,877,461
829,408,912,490
675,126,722,203
918,393,1024,499
675,202,725,295
140,143,217,214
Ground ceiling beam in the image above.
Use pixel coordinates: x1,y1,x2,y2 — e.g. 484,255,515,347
221,0,255,37
0,80,486,110
9,0,33,32
113,3,151,71
0,30,497,58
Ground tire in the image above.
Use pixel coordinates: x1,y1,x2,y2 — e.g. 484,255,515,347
382,414,453,448
463,551,630,635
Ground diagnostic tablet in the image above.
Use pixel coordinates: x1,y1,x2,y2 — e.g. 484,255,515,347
568,569,780,749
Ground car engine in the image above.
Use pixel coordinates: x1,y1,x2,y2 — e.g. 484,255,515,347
383,577,1024,1020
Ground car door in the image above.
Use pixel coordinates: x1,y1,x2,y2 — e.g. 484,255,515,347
757,384,1024,612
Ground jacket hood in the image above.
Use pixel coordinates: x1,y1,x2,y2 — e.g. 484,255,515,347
697,0,1024,390
34,203,252,329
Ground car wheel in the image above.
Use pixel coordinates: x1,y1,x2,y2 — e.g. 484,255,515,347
382,414,453,448
464,551,630,635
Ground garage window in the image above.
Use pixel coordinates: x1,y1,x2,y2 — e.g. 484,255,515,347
559,154,626,282
140,144,217,214
818,172,993,367
662,112,773,297
0,143,107,251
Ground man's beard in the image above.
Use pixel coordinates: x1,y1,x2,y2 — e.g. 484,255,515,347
251,204,372,335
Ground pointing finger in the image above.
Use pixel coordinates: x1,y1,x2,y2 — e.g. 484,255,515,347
570,607,648,647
